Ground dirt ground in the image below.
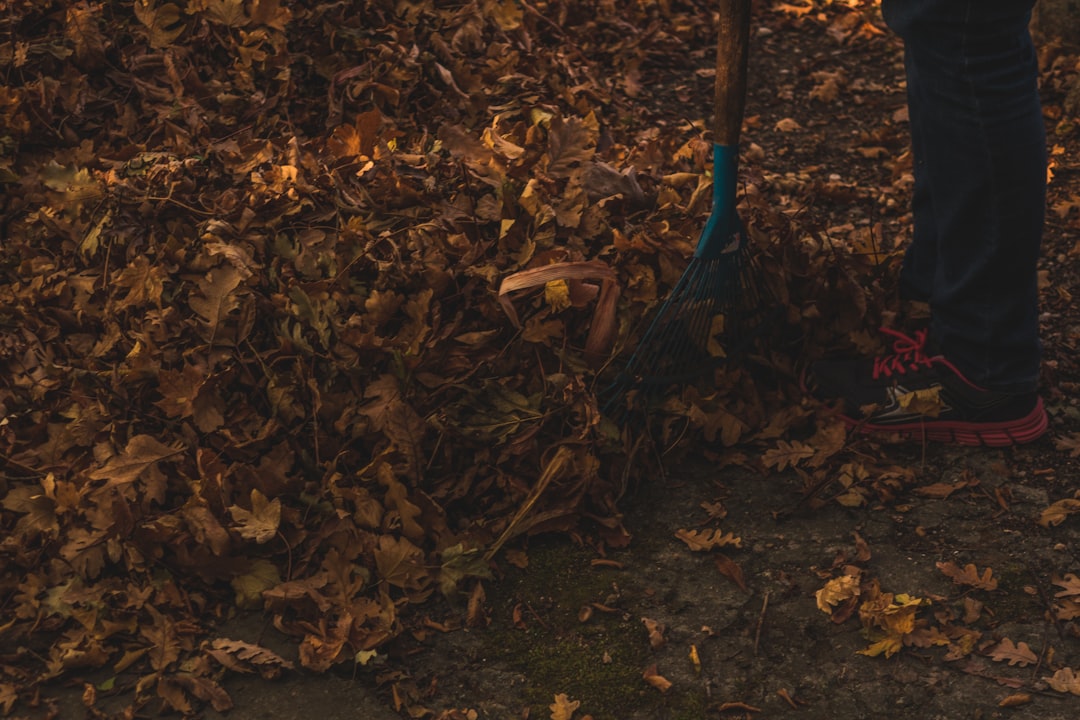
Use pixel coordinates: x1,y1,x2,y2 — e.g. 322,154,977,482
11,3,1080,719
31,444,1080,719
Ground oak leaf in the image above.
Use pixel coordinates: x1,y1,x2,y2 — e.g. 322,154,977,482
815,574,861,613
1045,667,1080,695
1053,573,1080,598
988,638,1037,667
674,528,742,552
1040,498,1080,527
936,561,998,591
761,440,815,472
1055,432,1080,457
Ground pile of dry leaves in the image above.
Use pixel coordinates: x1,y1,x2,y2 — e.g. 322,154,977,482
1,0,1078,716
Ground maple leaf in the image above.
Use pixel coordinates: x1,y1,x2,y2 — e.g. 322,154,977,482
674,528,742,551
133,0,185,48
1039,498,1080,527
2,483,59,536
87,434,184,487
206,0,248,27
374,535,429,591
936,561,998,591
988,638,1038,667
549,693,580,720
228,489,281,544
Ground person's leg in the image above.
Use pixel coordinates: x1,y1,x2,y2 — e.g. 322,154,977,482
883,0,1045,392
804,0,1047,445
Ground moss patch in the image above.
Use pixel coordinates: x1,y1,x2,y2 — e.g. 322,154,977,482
483,537,707,719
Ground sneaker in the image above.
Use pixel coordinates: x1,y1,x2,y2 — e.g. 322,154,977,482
802,328,1048,447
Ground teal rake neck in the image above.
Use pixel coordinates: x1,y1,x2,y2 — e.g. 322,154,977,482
694,143,739,260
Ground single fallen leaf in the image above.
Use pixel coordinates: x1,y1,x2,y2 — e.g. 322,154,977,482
1046,667,1080,695
549,692,580,720
761,439,815,472
998,693,1032,707
87,434,184,486
774,117,802,132
227,489,281,544
988,638,1038,667
816,574,861,613
936,561,998,591
642,665,672,693
714,553,747,591
642,617,666,650
1040,498,1080,527
1055,432,1080,457
674,528,742,551
1053,573,1080,598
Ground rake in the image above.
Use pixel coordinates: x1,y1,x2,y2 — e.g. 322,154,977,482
603,0,762,416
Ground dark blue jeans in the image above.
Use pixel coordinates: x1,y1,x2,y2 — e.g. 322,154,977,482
881,0,1045,393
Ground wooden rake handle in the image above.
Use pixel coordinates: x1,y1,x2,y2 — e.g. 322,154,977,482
715,0,751,148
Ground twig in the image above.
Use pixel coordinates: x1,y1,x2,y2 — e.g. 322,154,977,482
753,590,770,655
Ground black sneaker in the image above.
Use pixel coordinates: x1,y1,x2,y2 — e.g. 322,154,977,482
802,328,1048,447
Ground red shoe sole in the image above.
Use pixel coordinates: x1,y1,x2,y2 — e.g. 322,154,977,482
841,397,1049,447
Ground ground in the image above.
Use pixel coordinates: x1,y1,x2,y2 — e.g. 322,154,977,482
6,1,1080,718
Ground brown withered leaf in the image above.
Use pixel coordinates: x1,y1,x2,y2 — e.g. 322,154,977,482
1040,498,1080,527
227,489,281,544
641,617,666,650
988,638,1038,667
714,553,747,591
189,264,244,343
936,562,998,591
642,665,672,693
1046,667,1080,695
546,114,597,179
549,693,581,720
134,0,186,48
1055,432,1080,457
761,440,815,472
1053,573,1080,598
815,573,861,614
87,434,184,487
674,528,742,552
206,639,294,679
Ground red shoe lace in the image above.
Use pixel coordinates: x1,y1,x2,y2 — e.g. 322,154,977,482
871,328,934,380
